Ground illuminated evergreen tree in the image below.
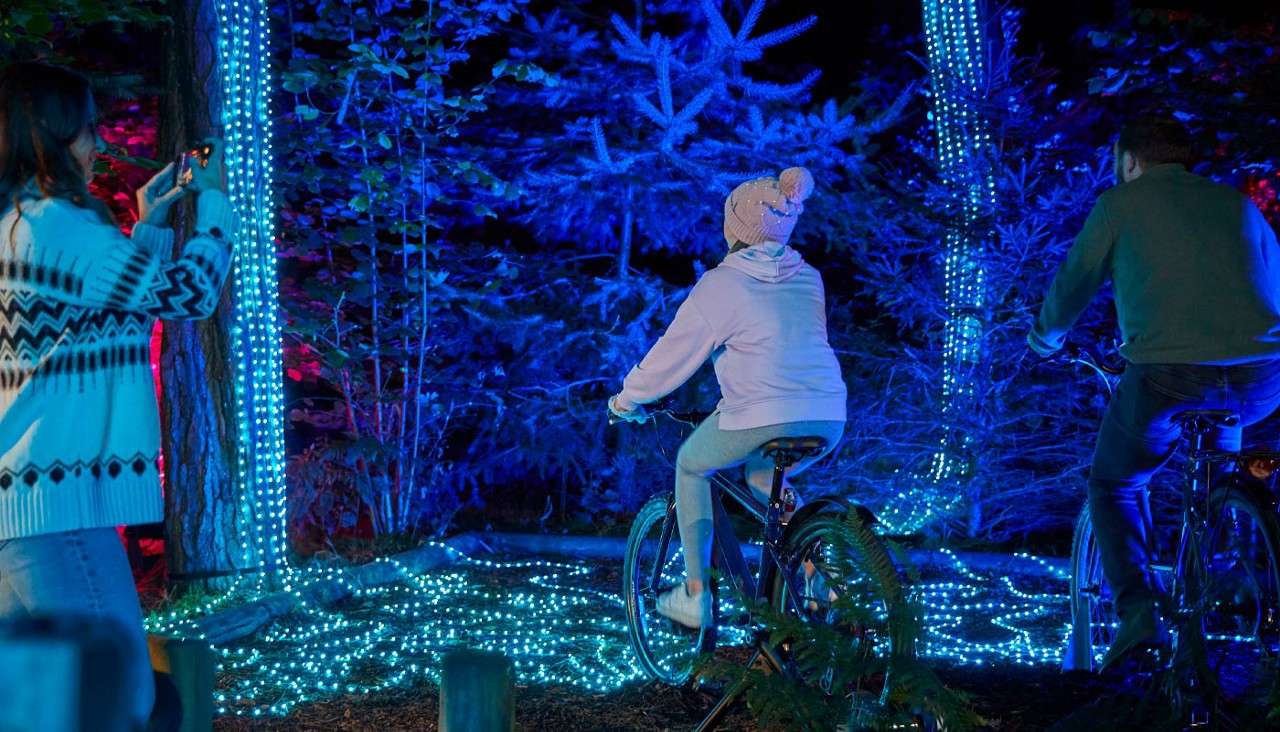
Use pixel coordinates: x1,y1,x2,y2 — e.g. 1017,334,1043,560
494,0,911,271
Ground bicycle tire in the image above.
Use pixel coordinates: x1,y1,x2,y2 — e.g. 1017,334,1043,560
1067,503,1117,672
622,494,715,685
1190,485,1280,688
762,504,912,705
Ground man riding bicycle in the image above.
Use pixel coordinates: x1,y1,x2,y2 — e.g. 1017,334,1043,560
1028,115,1280,670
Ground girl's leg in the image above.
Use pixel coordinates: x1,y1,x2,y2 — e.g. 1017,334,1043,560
0,528,155,729
673,416,732,593
675,416,845,592
0,541,23,619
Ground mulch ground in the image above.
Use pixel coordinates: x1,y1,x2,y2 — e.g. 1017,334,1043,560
208,663,1144,731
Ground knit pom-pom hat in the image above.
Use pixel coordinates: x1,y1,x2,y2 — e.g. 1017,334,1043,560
723,166,815,248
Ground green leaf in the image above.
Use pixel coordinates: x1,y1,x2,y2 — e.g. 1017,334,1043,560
281,72,317,94
377,132,392,149
349,194,370,213
21,11,53,37
295,104,320,121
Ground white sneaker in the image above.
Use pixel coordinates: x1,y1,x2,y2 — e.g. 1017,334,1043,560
803,564,839,613
656,584,713,629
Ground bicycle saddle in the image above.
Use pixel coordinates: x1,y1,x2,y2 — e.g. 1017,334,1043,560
1174,409,1241,431
760,437,829,465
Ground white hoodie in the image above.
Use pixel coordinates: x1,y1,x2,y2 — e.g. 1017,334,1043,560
615,242,847,430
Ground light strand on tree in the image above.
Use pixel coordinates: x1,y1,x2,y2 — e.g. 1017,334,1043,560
215,0,288,575
877,0,999,535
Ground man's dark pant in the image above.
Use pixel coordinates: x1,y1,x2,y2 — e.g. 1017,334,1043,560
1090,361,1280,619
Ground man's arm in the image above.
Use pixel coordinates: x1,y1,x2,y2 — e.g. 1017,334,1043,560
1029,197,1117,355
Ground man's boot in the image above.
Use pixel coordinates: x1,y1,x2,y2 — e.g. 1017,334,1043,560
1099,601,1167,672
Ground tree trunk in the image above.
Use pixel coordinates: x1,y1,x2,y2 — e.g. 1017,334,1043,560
157,0,248,591
921,0,995,531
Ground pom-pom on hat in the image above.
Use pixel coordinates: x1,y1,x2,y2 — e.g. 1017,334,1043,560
723,166,815,247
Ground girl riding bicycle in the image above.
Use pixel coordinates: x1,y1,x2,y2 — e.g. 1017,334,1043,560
608,166,847,629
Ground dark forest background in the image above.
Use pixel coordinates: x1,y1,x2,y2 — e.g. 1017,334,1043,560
4,0,1278,557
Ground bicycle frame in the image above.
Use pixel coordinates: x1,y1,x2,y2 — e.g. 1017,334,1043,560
644,471,806,618
1170,430,1218,622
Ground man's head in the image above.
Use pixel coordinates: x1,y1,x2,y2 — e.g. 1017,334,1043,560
1113,115,1194,184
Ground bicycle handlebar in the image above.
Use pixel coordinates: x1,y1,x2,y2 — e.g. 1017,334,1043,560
608,405,709,427
1058,343,1125,377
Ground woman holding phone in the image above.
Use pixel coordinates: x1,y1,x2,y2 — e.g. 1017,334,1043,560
0,62,236,728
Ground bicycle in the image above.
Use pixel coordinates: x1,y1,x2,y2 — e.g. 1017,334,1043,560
615,408,910,731
1061,348,1280,717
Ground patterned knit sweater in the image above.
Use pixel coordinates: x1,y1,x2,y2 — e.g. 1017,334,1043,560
0,189,235,540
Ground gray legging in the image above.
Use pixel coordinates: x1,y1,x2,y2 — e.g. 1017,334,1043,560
674,412,845,584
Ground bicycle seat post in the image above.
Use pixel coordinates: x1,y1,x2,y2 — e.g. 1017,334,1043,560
759,437,830,547
764,457,790,546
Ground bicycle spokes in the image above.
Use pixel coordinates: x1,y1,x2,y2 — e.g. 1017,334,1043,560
1203,504,1280,649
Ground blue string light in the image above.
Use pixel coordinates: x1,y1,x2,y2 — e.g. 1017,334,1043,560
145,545,1079,716
876,0,1000,536
146,540,1268,716
215,0,288,575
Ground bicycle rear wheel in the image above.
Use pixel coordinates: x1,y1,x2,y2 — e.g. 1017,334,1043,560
1067,503,1118,672
1196,484,1280,695
764,504,910,710
622,494,715,685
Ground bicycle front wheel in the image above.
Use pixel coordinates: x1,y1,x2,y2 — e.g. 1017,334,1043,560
1067,503,1117,672
622,494,714,685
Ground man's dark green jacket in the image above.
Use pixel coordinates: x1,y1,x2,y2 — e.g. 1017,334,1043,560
1030,164,1280,365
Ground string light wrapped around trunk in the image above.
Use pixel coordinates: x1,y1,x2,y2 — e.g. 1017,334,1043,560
216,0,288,577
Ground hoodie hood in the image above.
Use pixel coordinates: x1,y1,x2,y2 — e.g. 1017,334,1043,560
720,242,804,283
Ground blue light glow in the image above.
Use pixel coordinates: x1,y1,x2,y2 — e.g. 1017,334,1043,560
149,546,1083,717
878,0,999,535
216,0,288,575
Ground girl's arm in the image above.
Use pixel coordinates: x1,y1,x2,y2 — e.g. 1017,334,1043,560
614,297,717,411
129,223,176,257
42,190,236,320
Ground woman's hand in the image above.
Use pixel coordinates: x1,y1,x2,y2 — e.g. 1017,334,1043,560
136,162,190,227
608,395,647,424
187,138,228,194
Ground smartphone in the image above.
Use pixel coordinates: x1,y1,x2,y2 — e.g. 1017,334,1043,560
172,143,214,188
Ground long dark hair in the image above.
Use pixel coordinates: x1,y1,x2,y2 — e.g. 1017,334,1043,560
0,62,114,235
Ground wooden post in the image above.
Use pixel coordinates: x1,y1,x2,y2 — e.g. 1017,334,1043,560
148,634,214,732
439,650,515,732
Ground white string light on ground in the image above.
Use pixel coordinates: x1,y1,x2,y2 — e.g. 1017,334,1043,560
149,546,1083,718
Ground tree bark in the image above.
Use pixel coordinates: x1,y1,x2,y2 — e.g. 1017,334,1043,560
157,0,247,592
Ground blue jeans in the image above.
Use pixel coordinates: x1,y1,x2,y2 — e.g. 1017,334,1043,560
0,528,153,728
1089,361,1280,618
